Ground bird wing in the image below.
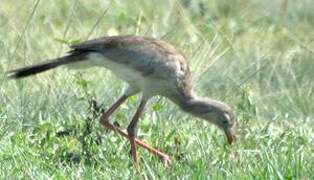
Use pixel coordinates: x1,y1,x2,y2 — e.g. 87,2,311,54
71,35,193,97
70,36,185,78
70,35,131,52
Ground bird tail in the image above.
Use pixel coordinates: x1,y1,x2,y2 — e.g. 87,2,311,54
7,52,87,79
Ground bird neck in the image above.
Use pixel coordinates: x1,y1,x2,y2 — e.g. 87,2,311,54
169,92,214,117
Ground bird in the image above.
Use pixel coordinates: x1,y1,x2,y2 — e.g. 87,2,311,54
7,35,235,171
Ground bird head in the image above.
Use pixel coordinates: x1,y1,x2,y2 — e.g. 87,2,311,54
205,105,235,144
181,97,236,144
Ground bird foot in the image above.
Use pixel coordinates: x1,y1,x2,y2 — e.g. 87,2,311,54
100,119,172,168
160,154,172,167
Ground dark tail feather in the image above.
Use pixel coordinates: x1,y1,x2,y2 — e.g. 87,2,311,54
7,52,85,79
7,58,65,79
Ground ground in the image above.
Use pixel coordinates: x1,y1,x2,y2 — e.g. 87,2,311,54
0,0,313,179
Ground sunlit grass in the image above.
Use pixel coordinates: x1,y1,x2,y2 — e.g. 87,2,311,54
0,0,313,179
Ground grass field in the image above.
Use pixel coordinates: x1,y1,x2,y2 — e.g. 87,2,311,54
1,0,314,179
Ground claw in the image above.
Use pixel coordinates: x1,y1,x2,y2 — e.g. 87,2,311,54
100,117,172,169
160,154,172,167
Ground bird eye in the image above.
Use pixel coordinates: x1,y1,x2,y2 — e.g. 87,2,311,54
222,120,229,125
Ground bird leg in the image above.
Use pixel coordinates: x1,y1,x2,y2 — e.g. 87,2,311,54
99,96,171,170
101,122,171,166
126,100,146,172
100,95,128,125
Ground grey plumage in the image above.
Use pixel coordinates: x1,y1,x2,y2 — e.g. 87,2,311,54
8,35,235,168
9,35,193,98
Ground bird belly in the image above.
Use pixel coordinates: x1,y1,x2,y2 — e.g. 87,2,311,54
67,53,170,96
84,52,145,83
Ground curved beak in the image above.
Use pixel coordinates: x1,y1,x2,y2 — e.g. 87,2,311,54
225,128,235,144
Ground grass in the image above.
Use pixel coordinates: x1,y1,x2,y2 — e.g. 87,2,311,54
0,0,314,179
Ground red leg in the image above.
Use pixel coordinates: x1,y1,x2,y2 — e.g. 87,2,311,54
100,121,171,167
100,95,128,125
127,100,146,172
99,96,171,169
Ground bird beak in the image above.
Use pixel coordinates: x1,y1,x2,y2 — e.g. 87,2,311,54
225,128,235,144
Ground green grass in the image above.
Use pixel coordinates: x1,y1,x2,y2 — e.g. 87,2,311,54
1,0,314,179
